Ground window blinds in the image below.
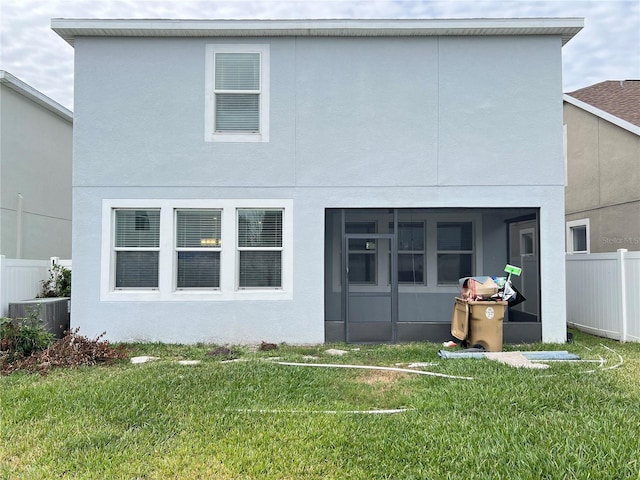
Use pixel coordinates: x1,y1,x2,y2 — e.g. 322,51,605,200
237,209,283,288
114,210,160,288
176,210,221,288
215,53,260,132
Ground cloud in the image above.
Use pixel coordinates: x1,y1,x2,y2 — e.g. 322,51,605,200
1,0,638,109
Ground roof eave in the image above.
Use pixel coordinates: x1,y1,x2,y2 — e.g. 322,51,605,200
51,17,584,47
0,71,73,122
564,94,640,136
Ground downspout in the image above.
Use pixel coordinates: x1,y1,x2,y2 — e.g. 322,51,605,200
16,193,23,259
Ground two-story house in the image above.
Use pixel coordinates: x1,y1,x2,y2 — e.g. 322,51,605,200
52,18,582,344
564,80,640,254
0,71,73,260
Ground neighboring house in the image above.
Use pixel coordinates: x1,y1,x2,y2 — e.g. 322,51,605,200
564,80,640,254
52,17,582,345
0,71,73,259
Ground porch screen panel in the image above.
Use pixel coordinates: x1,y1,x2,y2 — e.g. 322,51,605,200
437,222,473,284
395,222,425,284
346,222,377,284
114,209,160,288
215,53,260,132
176,210,221,288
238,209,283,288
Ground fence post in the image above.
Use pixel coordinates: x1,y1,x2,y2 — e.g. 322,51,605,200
618,249,628,343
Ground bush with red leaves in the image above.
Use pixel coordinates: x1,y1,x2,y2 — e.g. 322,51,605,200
1,328,129,375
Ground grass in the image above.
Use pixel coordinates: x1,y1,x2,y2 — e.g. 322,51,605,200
1,330,640,479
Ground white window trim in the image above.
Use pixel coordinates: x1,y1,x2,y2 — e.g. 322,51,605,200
101,199,292,301
566,218,590,254
204,44,270,143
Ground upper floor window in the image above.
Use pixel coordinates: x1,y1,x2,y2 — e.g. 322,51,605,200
205,44,270,143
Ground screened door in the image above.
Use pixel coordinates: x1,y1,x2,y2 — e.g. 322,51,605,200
344,233,397,343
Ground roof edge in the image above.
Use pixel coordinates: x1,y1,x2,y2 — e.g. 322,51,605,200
564,94,640,136
0,71,73,122
51,17,584,47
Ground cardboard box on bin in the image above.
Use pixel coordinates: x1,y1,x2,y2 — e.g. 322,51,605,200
461,277,499,299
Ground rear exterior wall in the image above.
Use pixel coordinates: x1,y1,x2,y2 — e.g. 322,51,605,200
71,34,567,343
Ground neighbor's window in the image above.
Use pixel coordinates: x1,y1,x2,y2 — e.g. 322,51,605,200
437,222,474,284
114,209,160,288
175,210,222,289
237,209,283,288
205,44,270,142
566,219,590,253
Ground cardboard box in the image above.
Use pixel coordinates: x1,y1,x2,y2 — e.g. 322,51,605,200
461,277,498,299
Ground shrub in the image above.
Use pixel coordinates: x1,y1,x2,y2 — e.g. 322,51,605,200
0,306,55,359
40,264,71,298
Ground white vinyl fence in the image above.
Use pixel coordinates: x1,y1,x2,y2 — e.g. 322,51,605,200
0,256,71,316
566,249,640,342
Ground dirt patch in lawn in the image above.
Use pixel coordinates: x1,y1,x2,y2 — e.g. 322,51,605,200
355,369,409,391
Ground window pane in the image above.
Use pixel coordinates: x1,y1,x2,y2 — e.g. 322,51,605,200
239,251,282,287
238,210,282,247
177,251,220,288
115,251,159,288
572,226,587,252
215,53,260,90
215,93,259,132
348,253,376,284
115,210,160,248
176,210,221,248
398,253,424,283
346,222,376,251
521,232,534,255
437,222,472,250
438,253,473,284
398,222,424,251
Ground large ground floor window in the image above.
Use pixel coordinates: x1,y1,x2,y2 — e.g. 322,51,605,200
101,199,292,301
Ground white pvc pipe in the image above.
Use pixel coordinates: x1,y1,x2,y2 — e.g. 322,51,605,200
277,361,473,380
233,408,411,415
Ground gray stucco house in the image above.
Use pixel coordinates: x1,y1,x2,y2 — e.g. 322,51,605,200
564,80,640,254
0,71,73,260
52,17,582,345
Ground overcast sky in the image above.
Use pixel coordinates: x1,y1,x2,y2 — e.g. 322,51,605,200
1,0,639,110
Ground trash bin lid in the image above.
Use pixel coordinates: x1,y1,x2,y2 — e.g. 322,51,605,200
451,297,469,341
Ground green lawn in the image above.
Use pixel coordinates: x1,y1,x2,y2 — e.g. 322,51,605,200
2,330,639,479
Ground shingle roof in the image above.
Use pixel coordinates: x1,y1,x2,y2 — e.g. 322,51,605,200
566,80,640,127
